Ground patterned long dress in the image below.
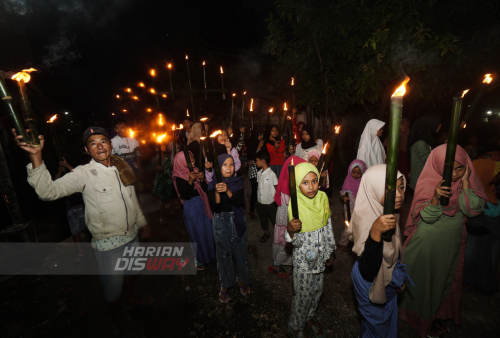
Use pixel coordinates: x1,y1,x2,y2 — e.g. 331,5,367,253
272,192,293,266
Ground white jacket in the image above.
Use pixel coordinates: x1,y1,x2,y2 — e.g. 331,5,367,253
356,119,386,168
27,159,146,240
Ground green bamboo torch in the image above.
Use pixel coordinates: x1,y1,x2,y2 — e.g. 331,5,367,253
278,103,288,138
209,130,223,182
288,159,299,220
201,136,213,172
0,72,28,143
383,78,409,241
12,69,41,147
318,126,340,186
288,117,294,148
460,74,493,129
291,77,296,112
250,98,254,130
263,107,273,138
442,89,470,205
241,91,246,118
167,63,174,100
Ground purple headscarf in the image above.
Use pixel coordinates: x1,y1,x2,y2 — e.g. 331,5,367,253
341,159,367,198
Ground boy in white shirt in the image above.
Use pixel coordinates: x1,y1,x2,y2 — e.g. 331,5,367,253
256,152,278,243
110,119,141,173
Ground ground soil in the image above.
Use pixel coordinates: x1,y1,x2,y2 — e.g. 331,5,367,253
1,187,500,338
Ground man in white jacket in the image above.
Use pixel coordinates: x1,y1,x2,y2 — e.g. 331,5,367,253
13,126,151,337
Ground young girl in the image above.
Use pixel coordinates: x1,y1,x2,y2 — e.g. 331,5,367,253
356,119,386,168
348,164,408,338
306,150,329,190
286,162,335,337
295,124,323,161
266,125,286,178
399,145,487,338
172,152,214,271
338,159,367,254
206,128,241,182
208,154,250,303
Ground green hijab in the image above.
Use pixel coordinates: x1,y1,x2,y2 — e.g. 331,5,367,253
288,162,332,232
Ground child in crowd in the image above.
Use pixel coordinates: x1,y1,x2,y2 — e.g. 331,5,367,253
111,118,141,174
286,162,335,338
338,159,367,254
357,119,386,168
348,164,408,338
266,125,286,178
295,124,323,161
256,152,279,243
153,144,181,224
306,150,329,190
208,154,250,303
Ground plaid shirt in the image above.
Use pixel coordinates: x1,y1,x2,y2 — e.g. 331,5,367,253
248,163,258,179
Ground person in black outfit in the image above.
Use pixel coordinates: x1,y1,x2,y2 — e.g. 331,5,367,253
244,127,265,219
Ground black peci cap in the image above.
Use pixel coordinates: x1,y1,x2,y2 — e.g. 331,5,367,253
83,127,110,144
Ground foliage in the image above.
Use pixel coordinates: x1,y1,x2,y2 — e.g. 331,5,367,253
263,0,500,119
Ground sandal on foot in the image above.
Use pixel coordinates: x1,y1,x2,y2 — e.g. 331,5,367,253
219,287,230,303
267,266,290,278
124,296,155,310
259,232,270,243
287,324,306,338
306,319,326,338
195,261,205,271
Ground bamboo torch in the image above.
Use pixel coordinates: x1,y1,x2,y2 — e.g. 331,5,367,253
177,126,194,172
0,72,28,143
157,133,166,166
287,117,293,148
319,126,340,186
167,63,174,99
199,136,205,172
383,78,410,240
11,68,40,147
241,91,246,119
171,125,177,157
46,114,63,160
316,142,327,172
185,55,195,117
209,130,223,182
201,129,213,172
288,159,299,220
202,61,207,100
291,77,296,115
230,93,236,126
441,89,470,205
345,192,351,221
460,74,493,129
220,66,225,100
279,103,288,138
250,98,254,129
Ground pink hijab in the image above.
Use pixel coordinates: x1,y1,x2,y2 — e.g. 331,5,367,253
405,144,487,238
172,152,213,219
341,159,367,198
274,155,307,206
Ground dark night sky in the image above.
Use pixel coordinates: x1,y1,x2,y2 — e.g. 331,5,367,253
3,0,274,123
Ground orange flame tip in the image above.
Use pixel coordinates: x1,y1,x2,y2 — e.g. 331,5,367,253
200,117,208,121
392,77,410,97
167,63,172,69
162,94,167,98
220,66,223,74
150,88,156,94
186,109,189,117
185,55,188,60
200,136,206,140
116,95,120,98
139,82,145,87
322,142,328,154
291,77,294,86
129,129,135,138
147,108,152,112
345,221,349,227
250,98,254,111
291,159,294,165
133,96,139,100
335,126,341,134
122,109,127,112
284,103,288,111
126,88,131,93
202,61,205,65
243,91,247,95
11,68,37,83
287,116,291,120
179,124,184,129
483,74,493,84
157,133,167,143
47,114,58,123
461,89,469,98
210,130,222,138
269,108,273,113
150,69,156,77
463,124,467,129
158,114,163,126
171,125,175,130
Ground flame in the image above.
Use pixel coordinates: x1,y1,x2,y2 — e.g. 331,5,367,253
345,221,349,227
126,88,131,93
139,82,145,87
157,133,167,143
200,136,206,140
158,114,164,126
232,93,236,97
122,109,127,112
463,123,467,129
129,129,135,138
185,55,188,60
269,108,273,113
141,140,145,144
153,133,156,137
200,117,208,121
150,69,156,77
392,77,410,97
284,103,288,111
186,109,189,117
291,159,294,165
172,125,175,130
220,66,223,74
243,91,247,95
202,61,205,66
230,134,233,137
483,74,493,84
322,142,328,154
133,96,139,100
287,116,291,120
147,108,152,112
250,98,254,111
116,95,120,98
291,77,294,86
461,89,469,98
335,126,341,134
47,114,58,123
11,68,37,83
210,130,222,138
179,124,184,129
167,63,172,69
112,113,115,116
294,134,297,139
162,94,167,98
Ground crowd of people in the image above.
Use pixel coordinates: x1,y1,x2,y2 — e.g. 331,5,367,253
12,111,500,338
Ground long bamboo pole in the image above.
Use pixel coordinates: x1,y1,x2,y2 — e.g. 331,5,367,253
460,74,493,129
0,74,28,143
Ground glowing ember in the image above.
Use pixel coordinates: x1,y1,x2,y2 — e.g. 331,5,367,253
210,130,222,138
186,109,190,117
157,133,167,143
11,68,37,83
291,159,294,165
345,221,349,227
162,94,167,98
392,77,410,97
129,129,135,138
269,108,273,113
335,126,341,134
47,114,58,123
167,63,172,69
461,89,470,98
150,88,156,94
158,114,164,126
284,103,288,111
291,77,294,86
123,109,127,112
150,69,156,77
139,82,145,87
483,74,493,84
250,98,254,111
322,142,328,154
220,66,223,74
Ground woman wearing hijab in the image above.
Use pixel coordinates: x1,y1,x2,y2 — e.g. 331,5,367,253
346,164,408,338
265,124,286,178
271,155,306,279
406,114,442,190
245,127,265,219
338,159,367,254
464,159,500,294
187,122,204,169
384,118,410,181
172,152,215,271
208,154,250,303
286,162,335,338
294,121,306,146
294,124,323,161
205,128,241,183
356,119,386,168
399,145,488,338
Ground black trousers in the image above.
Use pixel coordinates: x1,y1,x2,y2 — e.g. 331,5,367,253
257,202,277,231
250,178,258,212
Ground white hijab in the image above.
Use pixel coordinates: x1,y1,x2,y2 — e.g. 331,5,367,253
356,119,386,168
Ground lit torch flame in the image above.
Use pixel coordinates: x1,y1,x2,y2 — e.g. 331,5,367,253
284,103,288,111
162,94,167,98
200,136,206,140
202,61,205,66
335,126,341,134
200,117,208,121
250,98,254,111
463,123,467,129
392,77,410,97
133,96,139,100
483,74,493,84
345,221,350,227
186,109,190,117
150,69,156,77
178,124,184,129
291,77,294,86
291,159,294,165
139,82,145,87
157,133,166,143
185,55,188,60
126,88,131,93
47,114,57,123
210,130,222,138
147,108,152,112
269,108,273,113
232,93,236,97
287,116,291,120
158,114,164,126
116,95,120,98
150,88,156,94
322,142,328,154
172,125,176,131
11,68,37,83
167,63,172,69
243,91,247,95
461,89,469,98
129,129,135,138
220,66,223,74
